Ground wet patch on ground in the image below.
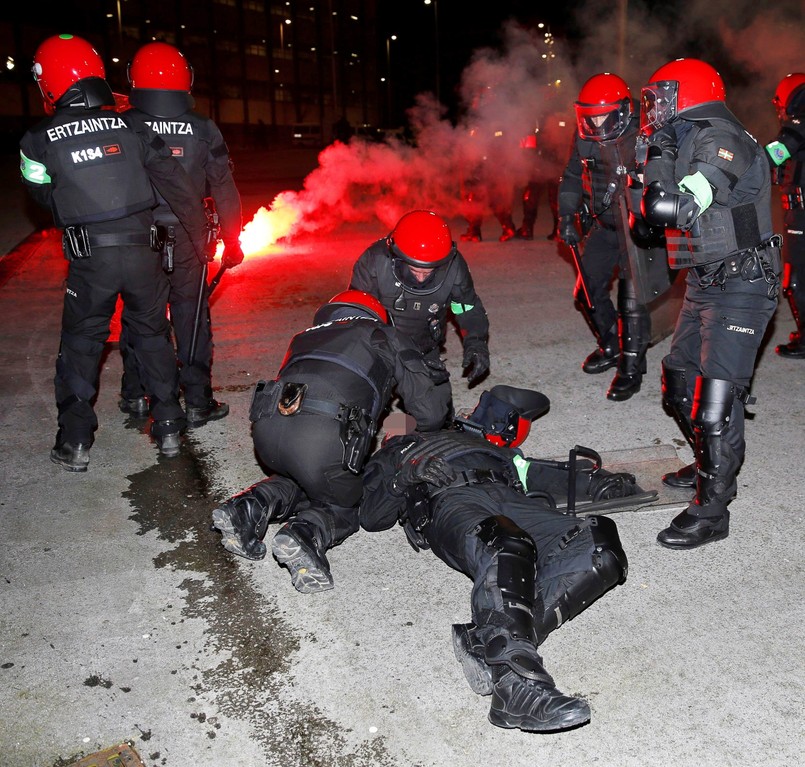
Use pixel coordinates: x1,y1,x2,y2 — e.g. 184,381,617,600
123,438,399,766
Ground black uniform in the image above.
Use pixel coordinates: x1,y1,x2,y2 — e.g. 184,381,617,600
642,102,781,548
359,429,632,732
558,115,653,397
19,95,209,461
349,240,490,395
120,97,243,413
213,307,449,592
766,109,805,357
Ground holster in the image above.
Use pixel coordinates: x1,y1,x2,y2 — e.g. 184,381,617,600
151,224,176,272
400,482,432,552
62,225,92,261
339,406,375,474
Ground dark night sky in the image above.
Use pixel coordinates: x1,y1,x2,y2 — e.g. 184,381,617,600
377,1,585,122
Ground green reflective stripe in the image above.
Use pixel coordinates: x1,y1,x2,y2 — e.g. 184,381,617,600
765,140,791,166
450,301,474,315
20,150,51,184
678,171,713,212
512,455,530,491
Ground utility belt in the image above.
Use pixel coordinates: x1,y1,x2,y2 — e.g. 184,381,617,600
781,187,804,210
61,223,163,262
249,379,375,474
693,235,783,299
431,467,515,495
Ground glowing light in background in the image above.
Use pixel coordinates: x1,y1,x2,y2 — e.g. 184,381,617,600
215,193,303,259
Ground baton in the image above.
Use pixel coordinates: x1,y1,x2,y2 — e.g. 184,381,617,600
188,262,208,367
208,264,228,296
569,242,595,312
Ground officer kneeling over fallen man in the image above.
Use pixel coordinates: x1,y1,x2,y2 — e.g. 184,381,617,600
360,386,654,733
211,290,449,593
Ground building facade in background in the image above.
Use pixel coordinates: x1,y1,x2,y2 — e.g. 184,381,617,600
0,0,381,150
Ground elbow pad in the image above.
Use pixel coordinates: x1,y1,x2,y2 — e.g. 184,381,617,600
641,181,681,227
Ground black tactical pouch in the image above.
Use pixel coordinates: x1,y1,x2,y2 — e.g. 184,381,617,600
249,379,280,422
62,225,91,261
278,382,308,416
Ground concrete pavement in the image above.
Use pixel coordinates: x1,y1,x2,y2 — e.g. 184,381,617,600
0,148,802,767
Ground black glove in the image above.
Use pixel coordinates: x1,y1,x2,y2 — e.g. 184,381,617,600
558,215,580,246
192,234,216,265
462,344,490,385
222,240,244,268
392,455,456,494
647,124,677,152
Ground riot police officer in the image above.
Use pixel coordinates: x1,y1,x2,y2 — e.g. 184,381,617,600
640,58,781,549
558,73,655,401
211,290,449,593
349,210,490,408
359,386,640,732
765,72,805,358
19,34,212,470
119,42,244,426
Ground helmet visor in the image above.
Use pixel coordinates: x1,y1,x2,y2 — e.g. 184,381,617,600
640,81,677,135
575,102,630,141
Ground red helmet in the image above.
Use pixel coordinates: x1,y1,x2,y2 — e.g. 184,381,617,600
574,73,633,141
313,290,389,325
128,42,193,92
32,34,105,114
387,210,456,268
772,72,805,121
641,58,725,135
456,386,550,448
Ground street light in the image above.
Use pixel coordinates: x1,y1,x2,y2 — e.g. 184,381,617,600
424,0,440,103
385,34,397,126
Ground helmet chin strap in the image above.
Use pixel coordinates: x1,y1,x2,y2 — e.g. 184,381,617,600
391,258,449,300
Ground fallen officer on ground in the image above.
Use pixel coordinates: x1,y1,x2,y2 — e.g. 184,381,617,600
359,385,655,733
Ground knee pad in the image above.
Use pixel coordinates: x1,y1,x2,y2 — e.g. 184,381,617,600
536,516,627,641
661,357,692,412
691,377,736,437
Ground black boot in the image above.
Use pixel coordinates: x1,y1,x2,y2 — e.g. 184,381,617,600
658,377,739,550
50,436,90,472
662,461,697,488
515,224,534,240
151,419,183,457
582,338,619,374
488,666,591,732
118,396,149,418
607,283,650,401
776,331,805,358
452,623,493,696
460,221,482,242
271,520,334,593
657,509,730,549
186,399,229,428
212,488,287,560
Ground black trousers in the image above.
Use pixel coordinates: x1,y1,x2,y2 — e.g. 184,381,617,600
580,226,625,338
56,244,182,443
665,271,777,479
426,484,598,628
121,229,214,407
252,410,362,549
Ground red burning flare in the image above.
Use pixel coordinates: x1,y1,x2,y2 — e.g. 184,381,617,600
216,193,303,259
